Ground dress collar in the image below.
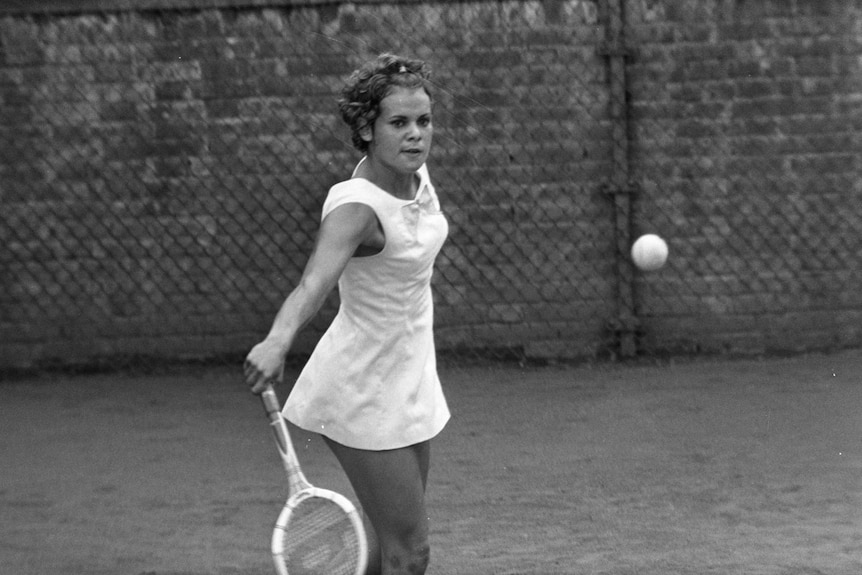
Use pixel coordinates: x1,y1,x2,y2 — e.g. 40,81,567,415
352,157,429,203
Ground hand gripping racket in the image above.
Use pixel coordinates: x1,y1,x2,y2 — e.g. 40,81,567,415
260,385,368,575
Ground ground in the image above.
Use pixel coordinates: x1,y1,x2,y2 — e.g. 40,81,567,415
2,350,861,574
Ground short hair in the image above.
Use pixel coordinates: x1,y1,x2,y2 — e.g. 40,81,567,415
338,53,433,152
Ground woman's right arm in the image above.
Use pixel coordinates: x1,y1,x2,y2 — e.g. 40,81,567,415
244,202,378,393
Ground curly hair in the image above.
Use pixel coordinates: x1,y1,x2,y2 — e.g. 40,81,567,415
338,53,433,152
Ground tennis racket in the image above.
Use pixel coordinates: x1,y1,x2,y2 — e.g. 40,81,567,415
260,384,368,575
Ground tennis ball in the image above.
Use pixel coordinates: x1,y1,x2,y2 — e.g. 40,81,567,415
631,234,668,271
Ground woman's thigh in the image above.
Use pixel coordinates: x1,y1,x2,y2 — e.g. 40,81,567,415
324,438,431,538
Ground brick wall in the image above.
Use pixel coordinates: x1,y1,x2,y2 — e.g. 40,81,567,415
1,1,612,368
1,0,860,369
625,0,862,354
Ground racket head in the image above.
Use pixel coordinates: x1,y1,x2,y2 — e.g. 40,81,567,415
271,486,368,575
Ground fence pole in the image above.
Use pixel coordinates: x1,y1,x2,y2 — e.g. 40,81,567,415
600,0,638,357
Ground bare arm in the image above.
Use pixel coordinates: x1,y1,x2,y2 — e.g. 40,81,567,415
244,202,379,393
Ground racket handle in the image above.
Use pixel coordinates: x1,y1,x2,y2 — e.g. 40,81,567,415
260,385,306,488
261,385,282,423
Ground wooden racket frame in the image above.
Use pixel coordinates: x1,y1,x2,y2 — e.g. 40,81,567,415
261,385,368,575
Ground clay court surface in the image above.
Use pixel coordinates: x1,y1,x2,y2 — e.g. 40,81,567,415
2,350,861,574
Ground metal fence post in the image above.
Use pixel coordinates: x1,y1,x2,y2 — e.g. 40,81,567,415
600,0,638,358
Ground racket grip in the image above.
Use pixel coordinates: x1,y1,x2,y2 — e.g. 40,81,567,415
260,386,282,421
260,385,294,464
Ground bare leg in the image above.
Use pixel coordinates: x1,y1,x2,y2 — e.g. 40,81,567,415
324,438,432,575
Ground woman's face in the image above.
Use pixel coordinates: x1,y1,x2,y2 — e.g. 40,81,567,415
362,86,433,176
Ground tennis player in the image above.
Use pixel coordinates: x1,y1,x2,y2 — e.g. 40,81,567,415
244,53,449,575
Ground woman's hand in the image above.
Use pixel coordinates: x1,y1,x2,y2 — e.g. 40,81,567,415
243,337,288,395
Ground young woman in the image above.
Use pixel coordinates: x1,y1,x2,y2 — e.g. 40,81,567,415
243,54,449,575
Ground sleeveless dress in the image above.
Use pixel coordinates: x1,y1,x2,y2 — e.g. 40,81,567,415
283,163,450,450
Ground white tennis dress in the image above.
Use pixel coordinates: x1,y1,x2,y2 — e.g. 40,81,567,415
283,163,450,450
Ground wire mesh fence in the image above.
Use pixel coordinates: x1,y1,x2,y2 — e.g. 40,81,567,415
1,0,860,370
625,0,862,353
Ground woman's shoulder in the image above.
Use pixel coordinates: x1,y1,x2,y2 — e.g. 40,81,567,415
330,175,378,192
325,177,382,203
322,178,385,219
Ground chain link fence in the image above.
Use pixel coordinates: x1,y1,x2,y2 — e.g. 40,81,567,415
625,0,862,354
2,0,860,370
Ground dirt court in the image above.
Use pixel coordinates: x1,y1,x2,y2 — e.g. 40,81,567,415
2,349,861,574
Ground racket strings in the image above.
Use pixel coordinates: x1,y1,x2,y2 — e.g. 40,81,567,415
276,497,362,575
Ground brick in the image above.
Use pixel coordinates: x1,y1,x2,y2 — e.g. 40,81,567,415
736,79,775,99
101,100,140,122
790,154,857,175
795,56,835,77
155,79,191,100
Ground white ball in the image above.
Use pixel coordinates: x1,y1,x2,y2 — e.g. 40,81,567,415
631,234,668,271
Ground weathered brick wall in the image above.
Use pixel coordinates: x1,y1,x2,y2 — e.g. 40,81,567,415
1,0,860,369
1,6,352,364
625,0,862,354
2,1,613,368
